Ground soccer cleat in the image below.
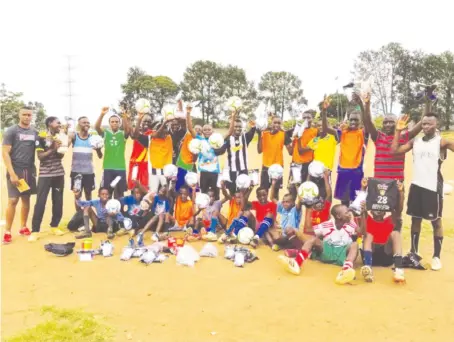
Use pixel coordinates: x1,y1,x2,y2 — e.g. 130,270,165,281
137,233,144,247
431,257,442,271
2,233,12,244
116,228,128,237
51,227,68,236
393,268,406,283
28,232,40,242
284,249,299,258
19,227,31,236
335,268,356,285
75,230,92,239
218,233,228,244
151,233,159,242
202,232,218,242
272,244,281,252
106,227,115,240
250,236,259,249
361,265,374,283
278,255,301,275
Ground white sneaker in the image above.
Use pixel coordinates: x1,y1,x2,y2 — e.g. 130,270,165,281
431,257,442,271
360,265,374,283
393,268,406,283
28,232,39,242
151,233,159,242
278,255,301,275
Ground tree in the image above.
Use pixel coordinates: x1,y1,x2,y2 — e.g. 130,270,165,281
180,60,223,124
354,42,407,114
120,66,147,115
27,101,47,130
317,93,349,121
433,51,454,129
0,83,24,128
148,76,179,113
258,71,306,119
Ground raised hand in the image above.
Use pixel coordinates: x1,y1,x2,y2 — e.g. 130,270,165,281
361,177,368,190
396,114,409,131
101,107,109,116
322,95,331,110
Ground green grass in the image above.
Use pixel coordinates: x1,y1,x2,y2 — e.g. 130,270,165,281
4,306,113,342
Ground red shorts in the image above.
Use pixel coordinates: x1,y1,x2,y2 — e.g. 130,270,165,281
128,162,149,189
202,220,211,228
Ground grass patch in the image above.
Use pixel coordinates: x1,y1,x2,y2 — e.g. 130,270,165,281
4,306,113,342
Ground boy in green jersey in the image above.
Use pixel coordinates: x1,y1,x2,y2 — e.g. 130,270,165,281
95,107,131,199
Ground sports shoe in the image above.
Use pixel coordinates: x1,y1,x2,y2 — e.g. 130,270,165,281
284,249,299,258
202,232,217,242
272,244,281,251
218,233,228,244
393,268,406,283
51,227,68,236
19,227,31,236
431,257,442,271
335,268,356,285
28,232,40,242
361,265,374,283
278,255,301,275
75,230,92,239
106,227,115,240
250,236,259,248
151,233,159,242
2,233,12,244
137,233,144,247
116,228,128,236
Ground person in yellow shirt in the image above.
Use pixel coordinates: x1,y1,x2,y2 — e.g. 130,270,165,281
257,116,292,196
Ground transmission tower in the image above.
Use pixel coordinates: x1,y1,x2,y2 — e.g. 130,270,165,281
64,55,76,120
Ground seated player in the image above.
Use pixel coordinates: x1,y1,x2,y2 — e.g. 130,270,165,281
136,185,171,245
267,179,302,251
279,204,360,285
168,184,196,231
72,187,126,240
198,187,229,241
306,169,332,235
359,178,406,283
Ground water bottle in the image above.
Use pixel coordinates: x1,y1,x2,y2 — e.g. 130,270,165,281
110,176,121,189
74,174,83,192
131,165,138,181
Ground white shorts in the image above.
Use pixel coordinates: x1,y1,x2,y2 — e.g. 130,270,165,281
149,174,167,193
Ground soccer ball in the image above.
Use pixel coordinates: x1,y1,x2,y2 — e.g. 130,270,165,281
443,183,453,195
185,172,198,187
188,139,203,154
268,164,284,180
208,133,224,149
106,199,121,215
308,161,325,178
123,218,133,230
162,105,175,120
195,193,210,209
225,96,242,110
89,135,104,149
255,117,268,130
163,164,178,179
200,139,212,156
236,174,251,189
237,227,254,244
135,98,151,114
298,181,320,201
140,200,150,211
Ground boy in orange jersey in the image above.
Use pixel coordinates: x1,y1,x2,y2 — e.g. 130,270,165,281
168,184,196,231
257,116,292,196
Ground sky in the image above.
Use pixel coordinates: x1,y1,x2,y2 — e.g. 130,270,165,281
1,0,453,123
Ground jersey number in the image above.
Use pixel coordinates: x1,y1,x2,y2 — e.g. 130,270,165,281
377,196,388,204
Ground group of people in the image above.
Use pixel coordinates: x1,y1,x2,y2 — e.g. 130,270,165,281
3,88,453,285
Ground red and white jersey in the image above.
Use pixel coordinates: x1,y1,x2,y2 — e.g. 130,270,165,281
313,219,357,247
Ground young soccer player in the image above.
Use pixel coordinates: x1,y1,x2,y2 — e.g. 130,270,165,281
306,169,332,234
73,187,126,240
168,185,196,231
197,187,229,241
279,204,360,285
359,178,405,283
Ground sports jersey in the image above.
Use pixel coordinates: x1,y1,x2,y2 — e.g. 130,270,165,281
261,130,287,167
366,178,398,212
227,199,241,226
337,129,366,170
103,130,126,170
366,215,393,244
311,201,332,226
251,201,277,223
176,132,195,171
71,133,93,174
374,130,409,180
292,128,318,164
174,196,194,226
313,219,357,247
151,196,170,215
196,135,220,173
203,200,223,221
277,202,301,229
307,134,337,170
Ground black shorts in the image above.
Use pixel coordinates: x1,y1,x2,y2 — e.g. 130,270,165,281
102,169,127,194
260,167,283,190
70,172,95,194
6,167,37,198
225,169,248,195
200,171,219,199
407,184,443,221
361,244,394,267
125,212,153,229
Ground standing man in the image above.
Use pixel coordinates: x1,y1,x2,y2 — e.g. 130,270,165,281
2,107,38,244
127,114,152,189
391,113,454,271
69,116,103,200
257,116,292,196
29,117,66,241
95,107,131,199
216,118,256,195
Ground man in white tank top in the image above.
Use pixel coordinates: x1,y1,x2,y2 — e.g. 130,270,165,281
391,113,454,271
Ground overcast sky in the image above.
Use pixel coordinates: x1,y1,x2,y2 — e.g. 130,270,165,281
1,0,453,122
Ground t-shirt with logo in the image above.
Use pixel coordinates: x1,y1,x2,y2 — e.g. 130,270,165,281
151,196,170,215
292,128,318,164
307,134,337,170
120,195,142,216
313,219,357,247
366,178,398,212
196,135,220,173
103,130,126,170
311,201,332,227
2,125,38,169
36,132,65,178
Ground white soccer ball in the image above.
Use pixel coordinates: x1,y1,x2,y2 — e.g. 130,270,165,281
236,174,251,189
200,139,212,156
237,227,254,244
140,200,150,211
195,193,210,209
89,135,104,149
106,199,121,215
188,139,203,154
185,172,198,187
162,105,175,120
225,96,242,110
208,133,224,149
123,218,133,230
308,161,325,178
135,98,151,114
268,164,284,180
163,164,178,179
443,183,453,195
256,117,268,130
298,181,320,200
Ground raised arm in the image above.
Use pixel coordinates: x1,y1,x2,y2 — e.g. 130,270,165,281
121,109,132,139
391,115,414,155
95,107,109,137
321,97,338,137
186,105,196,138
223,110,236,140
245,122,257,145
303,207,314,234
220,182,232,201
149,120,170,138
270,179,278,204
257,129,263,154
132,112,145,140
356,92,378,141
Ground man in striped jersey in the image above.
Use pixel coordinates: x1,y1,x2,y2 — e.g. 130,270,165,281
278,204,360,284
216,119,256,195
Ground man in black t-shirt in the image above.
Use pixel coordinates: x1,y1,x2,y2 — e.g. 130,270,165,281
2,107,38,244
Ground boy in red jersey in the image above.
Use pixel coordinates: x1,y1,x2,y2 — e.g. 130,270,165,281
359,178,406,283
249,186,278,248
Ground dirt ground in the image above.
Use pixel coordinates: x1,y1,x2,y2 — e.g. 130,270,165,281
1,136,454,342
